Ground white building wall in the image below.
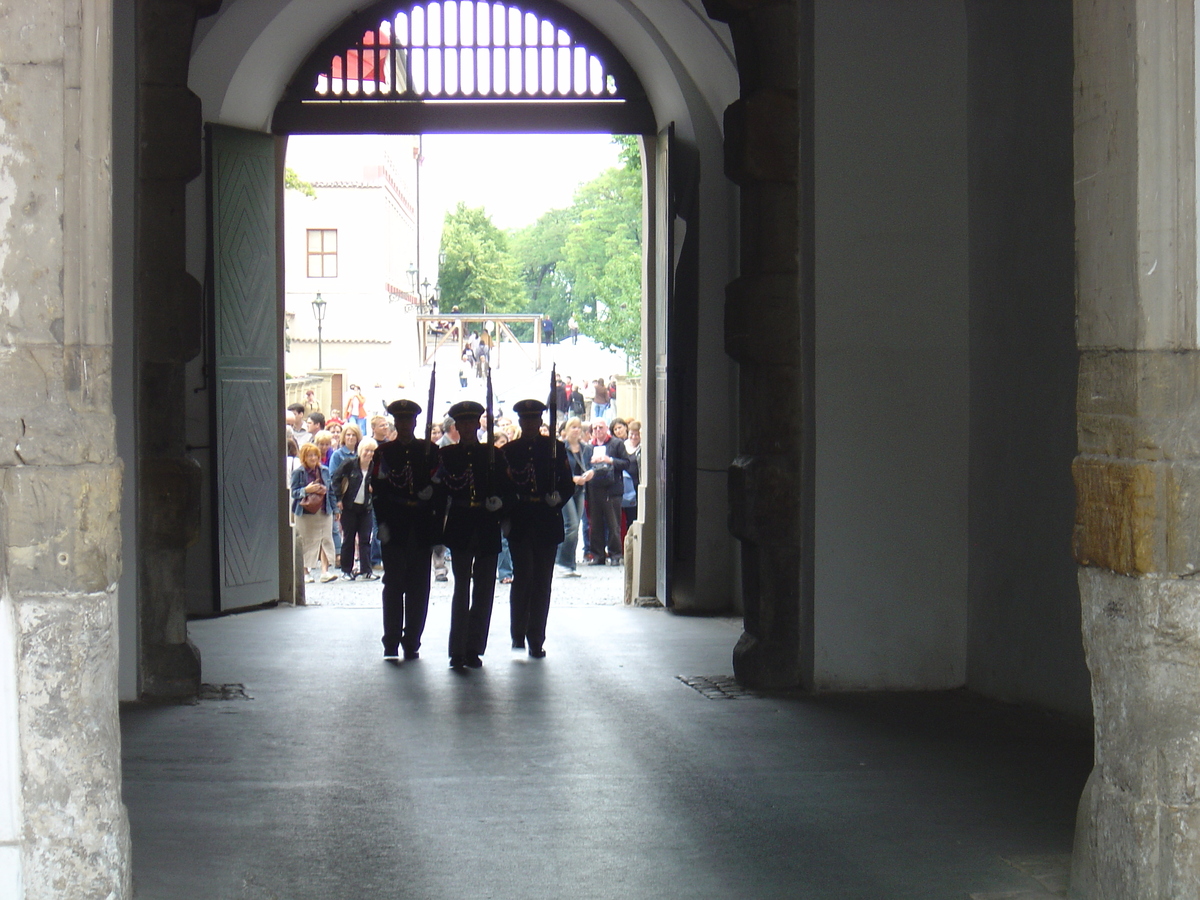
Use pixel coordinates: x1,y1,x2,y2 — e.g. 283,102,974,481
284,135,421,392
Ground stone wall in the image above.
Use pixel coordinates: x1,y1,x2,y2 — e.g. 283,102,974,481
133,0,219,698
1070,0,1200,895
708,0,810,688
0,1,130,896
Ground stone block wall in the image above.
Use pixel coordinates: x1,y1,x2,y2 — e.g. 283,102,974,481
132,0,220,699
706,0,810,689
0,1,130,896
1071,1,1200,896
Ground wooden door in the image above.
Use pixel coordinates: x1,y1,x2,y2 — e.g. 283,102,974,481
207,124,282,611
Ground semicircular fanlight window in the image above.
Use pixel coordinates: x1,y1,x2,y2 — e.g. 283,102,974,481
313,1,621,101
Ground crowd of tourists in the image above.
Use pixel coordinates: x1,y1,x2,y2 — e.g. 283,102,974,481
283,379,641,668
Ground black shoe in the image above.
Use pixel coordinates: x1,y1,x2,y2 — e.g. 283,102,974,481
512,639,525,650
383,646,400,659
450,657,466,670
529,646,546,659
465,655,484,668
403,648,419,661
587,558,606,566
435,573,449,582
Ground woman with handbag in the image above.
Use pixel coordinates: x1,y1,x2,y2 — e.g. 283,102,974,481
291,442,338,583
555,417,591,576
334,438,378,581
327,424,362,566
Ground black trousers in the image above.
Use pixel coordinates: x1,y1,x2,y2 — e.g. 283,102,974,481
340,503,374,576
509,536,558,650
587,490,623,562
379,524,432,654
448,550,498,661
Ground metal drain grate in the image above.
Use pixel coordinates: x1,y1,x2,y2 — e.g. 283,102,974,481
198,683,252,701
676,675,758,699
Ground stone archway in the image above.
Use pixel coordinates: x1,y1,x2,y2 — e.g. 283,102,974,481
124,0,720,703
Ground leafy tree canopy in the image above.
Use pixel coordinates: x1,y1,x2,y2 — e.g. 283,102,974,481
284,167,316,198
558,158,641,358
437,202,525,317
506,136,643,361
435,138,644,364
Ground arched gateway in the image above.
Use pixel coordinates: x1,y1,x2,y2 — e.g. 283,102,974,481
272,0,655,133
189,0,724,643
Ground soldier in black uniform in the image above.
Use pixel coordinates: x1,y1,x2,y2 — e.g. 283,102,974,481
370,399,440,660
504,399,575,657
436,400,511,670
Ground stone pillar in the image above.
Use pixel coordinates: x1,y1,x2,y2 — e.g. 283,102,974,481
1070,2,1200,896
133,0,217,699
0,2,131,896
705,0,811,689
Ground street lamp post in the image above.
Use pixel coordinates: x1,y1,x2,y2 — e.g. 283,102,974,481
407,263,421,310
311,292,327,370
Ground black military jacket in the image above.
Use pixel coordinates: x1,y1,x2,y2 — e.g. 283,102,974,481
434,442,512,554
369,438,442,543
503,434,576,545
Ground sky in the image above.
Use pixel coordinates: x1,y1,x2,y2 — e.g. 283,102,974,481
286,132,624,291
420,133,622,231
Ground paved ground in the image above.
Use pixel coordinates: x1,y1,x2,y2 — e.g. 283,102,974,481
302,552,627,611
122,589,1090,900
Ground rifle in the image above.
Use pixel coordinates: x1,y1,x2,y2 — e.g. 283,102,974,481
486,364,495,496
548,363,558,495
425,362,436,461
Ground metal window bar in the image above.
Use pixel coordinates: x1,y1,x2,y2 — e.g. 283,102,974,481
313,1,621,102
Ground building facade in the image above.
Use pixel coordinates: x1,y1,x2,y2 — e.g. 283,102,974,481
284,134,424,394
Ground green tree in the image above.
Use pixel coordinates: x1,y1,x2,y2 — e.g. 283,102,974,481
614,134,641,172
507,136,643,362
437,203,525,317
284,167,316,198
510,207,576,327
558,144,642,358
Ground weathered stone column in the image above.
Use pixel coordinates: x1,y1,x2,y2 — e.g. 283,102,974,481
133,0,217,699
705,0,811,689
1070,2,1200,896
0,2,131,896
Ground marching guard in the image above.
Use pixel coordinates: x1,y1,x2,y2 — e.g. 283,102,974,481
436,400,512,669
504,398,574,657
370,398,440,660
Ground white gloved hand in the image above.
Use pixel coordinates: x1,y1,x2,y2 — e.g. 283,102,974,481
545,491,562,507
417,485,433,501
485,495,503,512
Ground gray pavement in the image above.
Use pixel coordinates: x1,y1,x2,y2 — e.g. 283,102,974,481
304,553,626,610
122,593,1089,899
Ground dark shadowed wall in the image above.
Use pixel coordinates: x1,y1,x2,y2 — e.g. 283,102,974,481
815,0,970,689
964,0,1087,719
